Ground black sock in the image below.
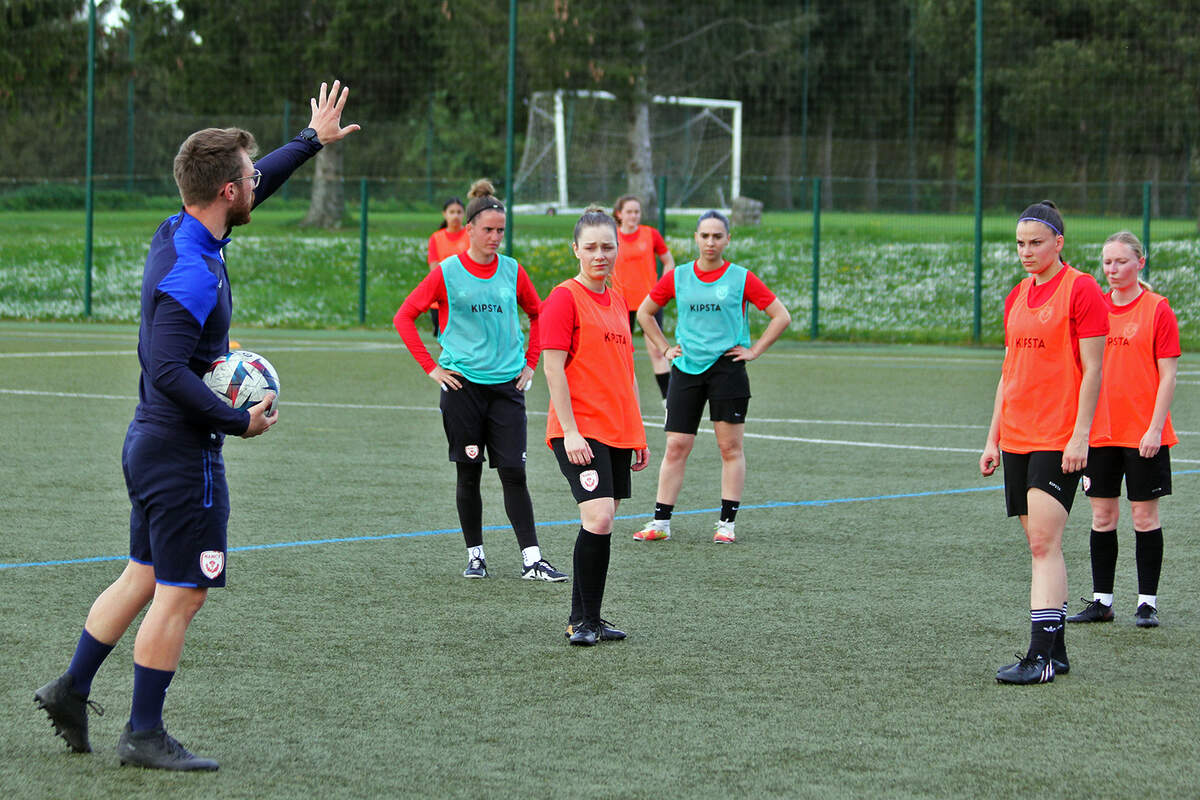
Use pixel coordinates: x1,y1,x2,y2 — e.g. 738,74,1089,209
1028,608,1062,659
1135,527,1164,598
654,502,674,522
1052,602,1069,662
572,527,611,624
455,462,484,549
498,466,538,551
1090,529,1118,596
655,372,670,398
720,499,740,523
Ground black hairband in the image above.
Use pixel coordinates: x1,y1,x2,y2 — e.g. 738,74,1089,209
467,199,503,223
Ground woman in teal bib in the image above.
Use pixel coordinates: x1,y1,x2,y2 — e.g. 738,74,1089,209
633,211,791,544
394,180,566,583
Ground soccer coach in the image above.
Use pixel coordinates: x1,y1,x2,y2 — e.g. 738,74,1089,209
34,81,360,771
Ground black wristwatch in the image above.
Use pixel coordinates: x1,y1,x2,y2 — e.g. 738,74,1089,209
298,127,320,145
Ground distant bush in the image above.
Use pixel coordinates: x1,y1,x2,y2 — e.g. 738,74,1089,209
0,183,170,211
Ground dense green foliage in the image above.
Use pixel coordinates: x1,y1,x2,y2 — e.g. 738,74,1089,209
2,1,1198,217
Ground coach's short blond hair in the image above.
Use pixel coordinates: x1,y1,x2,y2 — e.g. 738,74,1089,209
173,127,258,207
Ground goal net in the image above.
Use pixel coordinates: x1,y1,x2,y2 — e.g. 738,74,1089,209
513,90,742,214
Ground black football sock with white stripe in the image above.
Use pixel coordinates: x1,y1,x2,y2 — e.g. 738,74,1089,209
1052,602,1069,663
1028,608,1062,660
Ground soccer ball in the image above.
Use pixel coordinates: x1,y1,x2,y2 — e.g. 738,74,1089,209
202,350,280,415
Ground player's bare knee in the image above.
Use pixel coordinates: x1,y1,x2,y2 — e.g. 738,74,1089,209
1130,501,1160,532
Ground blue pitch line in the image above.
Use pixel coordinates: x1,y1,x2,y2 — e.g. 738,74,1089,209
5,472,1199,571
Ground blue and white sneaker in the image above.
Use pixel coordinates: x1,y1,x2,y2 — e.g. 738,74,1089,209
462,556,487,579
521,559,567,582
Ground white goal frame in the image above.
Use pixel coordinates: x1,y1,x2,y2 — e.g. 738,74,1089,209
518,89,742,213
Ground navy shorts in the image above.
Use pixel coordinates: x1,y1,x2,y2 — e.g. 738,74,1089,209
1084,445,1172,502
439,376,528,468
122,427,229,588
551,438,633,503
1001,450,1082,516
665,356,750,434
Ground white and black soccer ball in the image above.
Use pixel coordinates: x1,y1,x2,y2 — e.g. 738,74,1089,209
202,350,280,415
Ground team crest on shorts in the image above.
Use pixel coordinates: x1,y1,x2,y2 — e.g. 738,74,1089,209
579,469,599,492
199,550,225,579
1081,475,1091,492
465,444,480,459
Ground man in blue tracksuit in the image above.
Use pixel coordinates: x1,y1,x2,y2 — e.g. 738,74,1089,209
34,81,360,771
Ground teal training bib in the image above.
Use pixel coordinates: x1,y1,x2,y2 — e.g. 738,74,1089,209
673,261,750,374
438,254,526,383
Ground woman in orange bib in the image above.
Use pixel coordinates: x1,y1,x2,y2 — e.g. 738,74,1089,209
611,195,675,399
541,207,650,646
980,200,1108,685
1068,232,1179,629
425,196,469,334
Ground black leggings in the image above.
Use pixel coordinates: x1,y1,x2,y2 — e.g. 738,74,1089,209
455,462,538,551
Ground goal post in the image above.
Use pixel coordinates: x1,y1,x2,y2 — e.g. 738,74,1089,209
515,89,742,214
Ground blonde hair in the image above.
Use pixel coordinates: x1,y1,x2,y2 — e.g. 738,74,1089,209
1104,231,1152,290
465,179,504,223
573,204,618,243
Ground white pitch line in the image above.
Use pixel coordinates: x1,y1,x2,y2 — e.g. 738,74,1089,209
0,350,135,358
699,428,978,453
753,416,986,429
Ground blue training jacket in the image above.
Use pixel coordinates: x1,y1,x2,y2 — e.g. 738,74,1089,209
130,136,319,447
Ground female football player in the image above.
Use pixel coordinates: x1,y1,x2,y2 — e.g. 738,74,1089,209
541,207,649,645
425,196,469,334
632,210,791,544
1069,231,1179,629
395,179,566,583
979,200,1108,684
611,195,675,399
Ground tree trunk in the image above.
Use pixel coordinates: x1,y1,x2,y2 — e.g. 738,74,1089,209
626,5,655,207
627,94,654,206
302,144,345,228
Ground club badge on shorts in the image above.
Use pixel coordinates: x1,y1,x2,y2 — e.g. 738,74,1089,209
579,469,599,493
465,445,480,459
199,550,225,579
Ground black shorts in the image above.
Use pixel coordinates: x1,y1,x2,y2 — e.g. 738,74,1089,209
664,357,750,434
123,427,229,588
1001,450,1082,516
550,438,633,503
629,309,663,335
1083,445,1172,502
439,376,527,468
